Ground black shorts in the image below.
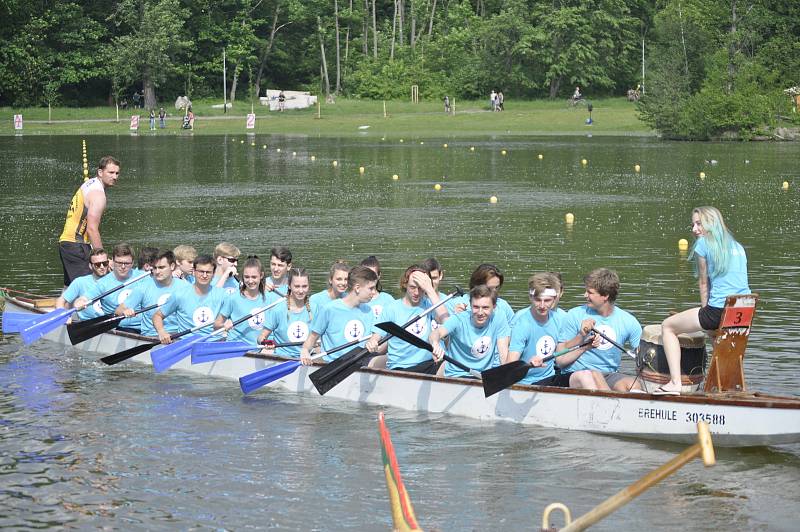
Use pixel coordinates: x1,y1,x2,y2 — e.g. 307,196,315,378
393,359,441,375
549,372,573,388
698,305,724,331
58,241,92,286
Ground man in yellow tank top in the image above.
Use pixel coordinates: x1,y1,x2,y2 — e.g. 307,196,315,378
58,156,121,286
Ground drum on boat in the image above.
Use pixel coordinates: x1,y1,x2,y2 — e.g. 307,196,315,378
637,324,707,393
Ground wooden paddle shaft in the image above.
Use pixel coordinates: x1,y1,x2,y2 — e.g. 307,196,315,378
560,422,714,532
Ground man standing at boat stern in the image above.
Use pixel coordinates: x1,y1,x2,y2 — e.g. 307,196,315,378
557,268,642,392
58,156,120,286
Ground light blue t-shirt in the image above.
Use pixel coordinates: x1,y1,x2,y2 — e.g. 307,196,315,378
456,293,515,324
86,272,148,329
211,274,240,295
310,299,374,362
368,291,395,321
159,283,228,335
263,300,313,359
558,305,641,373
693,236,750,308
218,291,272,344
509,308,564,384
122,276,188,336
62,273,105,320
309,289,343,314
373,297,434,369
441,310,510,378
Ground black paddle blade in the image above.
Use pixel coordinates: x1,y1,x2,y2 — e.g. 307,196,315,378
375,322,432,351
100,341,158,365
308,347,369,395
67,315,124,345
481,361,531,398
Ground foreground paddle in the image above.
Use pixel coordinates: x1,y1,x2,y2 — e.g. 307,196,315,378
374,321,482,378
99,320,212,366
2,312,50,334
191,340,304,364
480,339,593,398
591,327,637,359
238,337,367,394
67,303,160,345
309,289,463,395
16,271,151,345
150,298,285,373
377,411,423,532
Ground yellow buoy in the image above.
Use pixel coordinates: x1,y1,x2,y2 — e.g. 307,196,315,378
399,139,404,143
262,145,267,149
782,181,789,190
634,164,641,172
240,140,244,144
489,196,498,204
678,238,689,251
470,146,475,152
538,154,543,160
434,183,442,191
565,212,575,224
276,148,281,153
501,150,507,155
311,155,316,161
359,166,365,174
332,160,338,167
443,143,448,148
83,169,89,177
83,162,88,169
699,171,706,179
392,174,399,181
581,158,588,165
251,143,256,147
292,151,297,157
420,141,424,145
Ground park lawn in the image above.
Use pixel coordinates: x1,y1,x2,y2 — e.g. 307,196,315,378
0,97,652,137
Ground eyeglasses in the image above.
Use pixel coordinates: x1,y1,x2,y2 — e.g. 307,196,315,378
91,260,109,267
195,269,214,276
115,260,133,267
225,256,239,263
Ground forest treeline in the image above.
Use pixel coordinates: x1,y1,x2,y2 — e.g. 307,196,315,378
2,1,798,139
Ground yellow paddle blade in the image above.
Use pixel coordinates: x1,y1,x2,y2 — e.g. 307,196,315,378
378,411,423,532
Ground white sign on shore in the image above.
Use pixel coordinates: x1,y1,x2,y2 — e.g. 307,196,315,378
246,113,256,129
130,115,140,130
13,114,23,130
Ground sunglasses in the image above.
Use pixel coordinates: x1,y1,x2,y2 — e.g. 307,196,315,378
225,256,239,263
91,260,109,267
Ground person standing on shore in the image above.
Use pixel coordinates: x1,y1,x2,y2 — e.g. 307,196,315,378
57,156,121,286
158,107,166,128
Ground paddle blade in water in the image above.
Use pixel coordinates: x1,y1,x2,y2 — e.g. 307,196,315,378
481,361,531,398
150,335,203,373
309,347,369,395
191,341,255,364
2,311,48,334
239,360,302,394
100,342,158,365
20,309,72,345
67,315,123,345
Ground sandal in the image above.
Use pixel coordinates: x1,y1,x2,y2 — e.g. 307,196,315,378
652,385,680,396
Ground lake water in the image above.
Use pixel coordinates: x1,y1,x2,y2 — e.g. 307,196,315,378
1,134,799,530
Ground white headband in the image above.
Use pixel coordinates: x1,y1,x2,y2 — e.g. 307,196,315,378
530,288,558,298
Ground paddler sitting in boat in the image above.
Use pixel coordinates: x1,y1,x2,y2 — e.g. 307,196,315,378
211,241,241,294
429,284,510,378
556,268,642,391
300,266,380,364
172,245,197,283
506,273,576,386
360,255,395,320
421,257,459,315
116,249,189,337
309,260,350,311
265,246,292,297
259,267,316,359
152,254,228,343
76,243,142,332
367,265,449,374
56,247,111,322
214,256,270,345
453,264,515,324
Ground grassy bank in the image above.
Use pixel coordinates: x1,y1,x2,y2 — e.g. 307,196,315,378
1,97,652,137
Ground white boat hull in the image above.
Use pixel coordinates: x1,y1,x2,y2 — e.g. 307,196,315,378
6,298,800,447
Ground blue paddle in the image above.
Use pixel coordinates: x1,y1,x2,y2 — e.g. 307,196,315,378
150,297,284,373
190,340,305,364
2,311,50,334
18,271,151,345
239,337,367,394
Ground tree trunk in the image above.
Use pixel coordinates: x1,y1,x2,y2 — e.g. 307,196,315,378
254,4,283,99
410,0,416,50
318,17,331,98
427,0,437,37
549,76,562,99
344,0,352,75
726,0,737,95
363,0,369,56
143,67,156,109
230,65,240,102
390,0,397,60
335,0,341,94
399,0,404,46
372,0,378,59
